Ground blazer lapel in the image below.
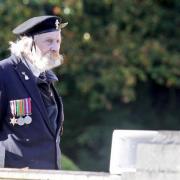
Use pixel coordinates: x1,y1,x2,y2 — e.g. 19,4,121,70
12,57,55,137
51,85,64,136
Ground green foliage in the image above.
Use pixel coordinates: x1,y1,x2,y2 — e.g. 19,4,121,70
59,0,180,109
61,154,80,170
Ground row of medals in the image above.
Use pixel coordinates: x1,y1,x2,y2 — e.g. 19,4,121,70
12,115,32,126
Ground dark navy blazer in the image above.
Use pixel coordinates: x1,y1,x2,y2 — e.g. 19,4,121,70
0,55,64,169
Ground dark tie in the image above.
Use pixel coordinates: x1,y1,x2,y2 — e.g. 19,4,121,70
37,72,58,132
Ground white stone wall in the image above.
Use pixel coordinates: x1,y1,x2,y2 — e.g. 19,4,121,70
122,131,180,180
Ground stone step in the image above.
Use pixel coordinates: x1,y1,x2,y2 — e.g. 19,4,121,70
122,172,180,180
0,168,121,180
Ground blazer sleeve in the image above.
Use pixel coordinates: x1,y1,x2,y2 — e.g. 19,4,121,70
59,95,64,136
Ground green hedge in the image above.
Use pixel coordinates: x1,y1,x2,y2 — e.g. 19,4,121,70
61,154,80,171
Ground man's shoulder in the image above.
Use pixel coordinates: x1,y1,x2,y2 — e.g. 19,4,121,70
0,55,17,70
0,55,19,82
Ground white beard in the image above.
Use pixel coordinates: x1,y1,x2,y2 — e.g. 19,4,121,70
33,52,63,72
24,47,64,73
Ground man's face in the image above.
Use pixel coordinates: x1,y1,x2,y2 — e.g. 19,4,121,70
34,30,61,55
32,30,63,72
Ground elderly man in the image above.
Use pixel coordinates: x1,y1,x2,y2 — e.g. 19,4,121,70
0,16,67,169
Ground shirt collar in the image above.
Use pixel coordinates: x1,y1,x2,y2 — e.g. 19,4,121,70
21,56,59,82
45,70,59,82
21,56,41,77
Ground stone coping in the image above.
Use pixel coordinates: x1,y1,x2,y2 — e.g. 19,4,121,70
0,168,121,180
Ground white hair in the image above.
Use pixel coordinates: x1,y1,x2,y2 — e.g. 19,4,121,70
9,36,33,58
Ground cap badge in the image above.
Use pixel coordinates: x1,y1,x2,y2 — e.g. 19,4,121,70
55,19,60,30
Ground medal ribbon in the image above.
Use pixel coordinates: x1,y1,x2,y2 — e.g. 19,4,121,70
19,100,23,116
24,98,32,115
10,100,16,117
16,100,20,117
11,98,31,117
28,98,32,115
16,99,26,117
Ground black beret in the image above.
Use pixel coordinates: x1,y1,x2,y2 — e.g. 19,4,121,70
12,15,68,36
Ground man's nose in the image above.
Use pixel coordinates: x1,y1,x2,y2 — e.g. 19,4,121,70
50,43,60,52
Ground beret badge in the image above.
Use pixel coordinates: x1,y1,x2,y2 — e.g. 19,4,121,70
55,19,60,30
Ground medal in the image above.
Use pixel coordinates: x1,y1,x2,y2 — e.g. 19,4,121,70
16,100,24,126
24,116,32,124
10,116,17,126
10,98,32,126
24,98,32,125
17,117,24,126
10,100,17,126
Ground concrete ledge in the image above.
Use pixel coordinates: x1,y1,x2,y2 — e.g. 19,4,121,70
151,131,180,144
122,172,180,180
0,168,121,180
137,144,180,172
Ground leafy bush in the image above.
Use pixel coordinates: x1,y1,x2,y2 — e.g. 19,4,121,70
61,154,80,171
